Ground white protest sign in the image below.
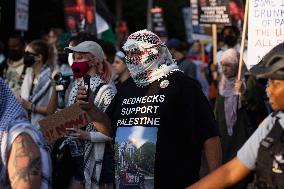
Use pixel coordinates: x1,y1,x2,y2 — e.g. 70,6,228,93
15,0,29,31
247,0,284,70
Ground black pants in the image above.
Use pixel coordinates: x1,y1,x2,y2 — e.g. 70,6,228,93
51,138,85,189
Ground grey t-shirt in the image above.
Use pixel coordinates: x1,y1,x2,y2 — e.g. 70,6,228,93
237,112,284,169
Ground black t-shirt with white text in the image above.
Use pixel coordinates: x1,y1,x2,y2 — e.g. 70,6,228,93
106,72,219,189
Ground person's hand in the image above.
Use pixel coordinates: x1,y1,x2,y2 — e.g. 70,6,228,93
210,63,218,72
51,69,60,80
76,85,94,111
66,128,91,141
234,80,245,95
17,97,32,112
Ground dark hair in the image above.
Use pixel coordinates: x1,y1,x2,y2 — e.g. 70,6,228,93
8,33,25,46
48,28,63,37
28,40,51,63
166,38,189,52
0,41,4,53
98,39,116,62
221,25,240,37
68,32,98,46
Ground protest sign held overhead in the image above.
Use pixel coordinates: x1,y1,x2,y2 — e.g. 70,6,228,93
247,0,284,70
184,1,211,42
151,7,168,43
15,0,29,31
199,0,230,24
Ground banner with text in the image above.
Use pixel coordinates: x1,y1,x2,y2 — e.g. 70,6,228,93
151,7,168,43
184,1,212,42
247,0,284,69
198,0,230,24
15,0,29,31
38,104,90,144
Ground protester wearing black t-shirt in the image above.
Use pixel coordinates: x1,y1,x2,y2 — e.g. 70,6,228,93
77,29,221,189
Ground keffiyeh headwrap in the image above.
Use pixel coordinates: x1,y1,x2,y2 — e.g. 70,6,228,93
123,29,179,87
219,48,244,136
0,78,51,188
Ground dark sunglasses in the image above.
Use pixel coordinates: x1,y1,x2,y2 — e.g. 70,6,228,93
24,51,38,56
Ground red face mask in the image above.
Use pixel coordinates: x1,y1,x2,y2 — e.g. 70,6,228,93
71,60,90,78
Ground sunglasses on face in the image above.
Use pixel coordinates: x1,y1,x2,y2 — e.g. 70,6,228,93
24,51,38,56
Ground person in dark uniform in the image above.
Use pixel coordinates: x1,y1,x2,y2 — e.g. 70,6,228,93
188,42,284,189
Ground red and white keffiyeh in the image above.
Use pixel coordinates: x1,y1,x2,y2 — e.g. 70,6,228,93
123,29,179,87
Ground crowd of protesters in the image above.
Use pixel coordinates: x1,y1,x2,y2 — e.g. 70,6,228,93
0,24,281,189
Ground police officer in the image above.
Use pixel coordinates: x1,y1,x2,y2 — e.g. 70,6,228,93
187,43,284,189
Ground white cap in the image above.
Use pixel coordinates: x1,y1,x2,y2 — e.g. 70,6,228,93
115,51,126,59
65,41,105,62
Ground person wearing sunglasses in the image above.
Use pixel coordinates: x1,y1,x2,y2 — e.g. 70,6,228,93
18,40,53,128
47,40,116,189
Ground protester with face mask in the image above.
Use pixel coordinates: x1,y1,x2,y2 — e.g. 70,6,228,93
47,40,116,189
4,34,25,96
19,40,53,128
215,25,240,78
214,48,253,189
76,29,222,189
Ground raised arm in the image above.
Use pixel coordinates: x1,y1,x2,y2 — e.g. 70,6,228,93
46,82,58,115
186,157,251,189
7,133,42,189
76,85,113,137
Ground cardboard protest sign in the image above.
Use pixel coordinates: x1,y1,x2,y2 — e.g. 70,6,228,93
247,1,284,70
39,104,90,144
198,0,230,24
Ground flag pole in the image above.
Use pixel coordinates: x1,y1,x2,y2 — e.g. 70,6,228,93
147,0,153,30
93,0,98,37
212,24,218,80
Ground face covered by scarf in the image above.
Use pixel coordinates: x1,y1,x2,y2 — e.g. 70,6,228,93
122,29,178,87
